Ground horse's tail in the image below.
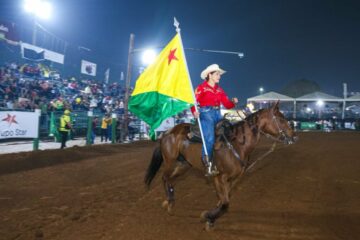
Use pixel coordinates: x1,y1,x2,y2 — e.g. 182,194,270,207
144,146,163,187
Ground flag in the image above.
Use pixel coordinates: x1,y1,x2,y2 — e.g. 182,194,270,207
129,33,194,140
81,60,97,76
104,68,110,84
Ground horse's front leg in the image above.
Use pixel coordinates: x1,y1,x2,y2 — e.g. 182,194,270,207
200,174,230,231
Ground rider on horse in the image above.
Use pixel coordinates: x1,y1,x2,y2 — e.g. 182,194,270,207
191,64,238,176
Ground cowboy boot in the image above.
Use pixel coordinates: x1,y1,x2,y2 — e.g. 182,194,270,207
201,155,210,168
208,161,219,176
203,156,219,177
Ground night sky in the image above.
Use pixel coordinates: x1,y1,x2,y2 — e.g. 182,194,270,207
1,0,360,102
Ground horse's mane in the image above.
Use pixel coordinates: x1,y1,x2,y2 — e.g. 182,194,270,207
232,109,265,128
246,109,266,123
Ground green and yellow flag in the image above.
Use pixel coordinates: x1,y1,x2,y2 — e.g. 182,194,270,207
129,33,194,140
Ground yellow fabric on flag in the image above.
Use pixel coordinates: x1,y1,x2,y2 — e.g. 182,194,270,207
131,33,194,104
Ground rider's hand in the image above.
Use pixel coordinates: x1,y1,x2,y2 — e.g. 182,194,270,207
193,112,200,118
232,97,239,104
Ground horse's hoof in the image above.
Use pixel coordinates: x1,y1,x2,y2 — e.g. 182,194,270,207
162,200,169,209
162,200,174,215
200,211,209,222
204,221,214,232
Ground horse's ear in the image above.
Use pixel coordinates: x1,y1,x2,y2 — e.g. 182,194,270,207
271,100,280,112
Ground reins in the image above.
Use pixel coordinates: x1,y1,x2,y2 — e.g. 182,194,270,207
230,108,292,171
220,131,246,167
245,142,277,172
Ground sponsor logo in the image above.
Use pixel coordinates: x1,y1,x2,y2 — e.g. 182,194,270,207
85,65,93,74
0,129,27,137
1,114,18,126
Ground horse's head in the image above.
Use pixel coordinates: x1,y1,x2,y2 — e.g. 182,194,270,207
261,101,298,144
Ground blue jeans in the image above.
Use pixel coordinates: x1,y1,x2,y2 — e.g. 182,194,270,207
199,107,222,160
91,130,96,144
107,126,112,141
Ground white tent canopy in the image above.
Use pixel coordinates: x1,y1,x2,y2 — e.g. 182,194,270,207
345,94,360,101
296,91,342,102
247,91,294,102
246,91,358,119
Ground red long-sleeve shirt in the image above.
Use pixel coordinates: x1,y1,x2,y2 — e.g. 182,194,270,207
191,81,235,114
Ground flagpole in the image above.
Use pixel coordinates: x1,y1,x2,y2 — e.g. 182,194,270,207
174,17,209,158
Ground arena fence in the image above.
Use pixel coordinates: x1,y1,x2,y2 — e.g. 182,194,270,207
1,108,359,145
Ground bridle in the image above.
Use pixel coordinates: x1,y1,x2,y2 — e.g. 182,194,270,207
260,111,295,145
219,108,296,172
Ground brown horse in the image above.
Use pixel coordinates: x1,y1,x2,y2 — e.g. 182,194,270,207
144,101,297,230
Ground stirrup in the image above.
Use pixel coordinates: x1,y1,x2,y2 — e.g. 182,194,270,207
205,163,219,177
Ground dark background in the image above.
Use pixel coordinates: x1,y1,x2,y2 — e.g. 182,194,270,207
1,0,360,102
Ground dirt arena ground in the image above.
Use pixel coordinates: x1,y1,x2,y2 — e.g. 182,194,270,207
0,132,359,240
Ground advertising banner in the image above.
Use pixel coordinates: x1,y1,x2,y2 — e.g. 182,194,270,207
81,60,97,76
21,42,65,64
0,111,39,139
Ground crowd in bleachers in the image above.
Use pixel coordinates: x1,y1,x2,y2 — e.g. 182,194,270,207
0,62,128,115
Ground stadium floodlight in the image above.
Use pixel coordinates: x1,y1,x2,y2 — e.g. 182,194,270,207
316,100,324,107
23,0,52,19
23,0,39,13
141,49,157,66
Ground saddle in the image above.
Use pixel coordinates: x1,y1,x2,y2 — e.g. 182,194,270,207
187,121,202,143
214,119,235,150
187,119,235,145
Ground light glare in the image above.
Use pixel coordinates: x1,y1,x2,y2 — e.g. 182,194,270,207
142,49,157,65
35,1,52,19
316,100,324,107
23,0,52,19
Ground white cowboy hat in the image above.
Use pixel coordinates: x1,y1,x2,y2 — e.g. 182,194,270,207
200,64,226,80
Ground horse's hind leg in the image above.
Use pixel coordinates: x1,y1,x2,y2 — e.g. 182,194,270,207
162,161,190,214
201,175,231,231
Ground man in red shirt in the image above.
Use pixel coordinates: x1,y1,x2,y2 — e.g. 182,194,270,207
191,64,238,176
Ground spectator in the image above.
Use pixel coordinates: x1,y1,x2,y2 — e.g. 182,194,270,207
59,109,72,149
91,117,99,144
116,115,125,143
128,117,138,141
107,114,113,142
100,113,111,142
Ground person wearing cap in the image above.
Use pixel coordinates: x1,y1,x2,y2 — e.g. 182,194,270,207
59,109,72,149
100,113,112,142
191,64,238,176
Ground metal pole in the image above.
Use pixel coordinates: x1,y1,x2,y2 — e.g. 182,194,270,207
174,18,209,158
342,83,347,120
124,33,135,140
111,113,117,144
32,19,37,45
33,109,41,150
184,48,244,58
86,111,93,145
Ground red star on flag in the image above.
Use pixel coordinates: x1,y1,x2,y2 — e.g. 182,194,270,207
168,48,178,65
2,114,18,126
